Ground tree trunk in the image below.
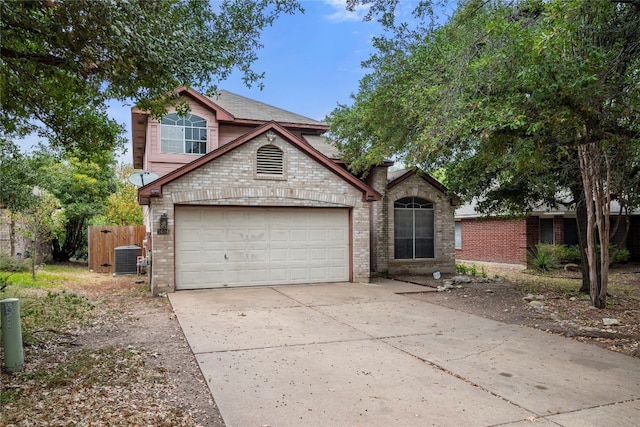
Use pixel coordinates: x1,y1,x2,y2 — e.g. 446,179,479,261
571,184,591,294
60,218,87,261
578,141,610,309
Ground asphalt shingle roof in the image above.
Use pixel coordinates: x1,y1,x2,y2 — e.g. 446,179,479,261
302,134,340,158
208,90,326,126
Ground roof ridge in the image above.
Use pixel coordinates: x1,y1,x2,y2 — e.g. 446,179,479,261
209,90,326,125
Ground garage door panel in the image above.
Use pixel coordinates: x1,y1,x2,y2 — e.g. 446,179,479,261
202,230,225,241
309,229,327,241
176,207,349,290
270,249,289,262
269,229,288,241
290,250,308,261
330,248,347,260
310,248,327,260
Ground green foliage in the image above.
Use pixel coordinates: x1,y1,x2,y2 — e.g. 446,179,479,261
469,264,478,277
92,164,143,226
528,244,559,272
0,289,94,346
542,243,631,266
1,0,302,159
610,246,630,265
0,139,38,211
455,263,469,274
328,0,640,214
328,0,640,308
557,245,582,264
13,189,66,277
0,253,30,272
29,149,117,261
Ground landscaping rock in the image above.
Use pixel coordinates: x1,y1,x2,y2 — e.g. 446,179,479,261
528,301,545,310
602,318,620,326
437,283,456,292
523,294,545,302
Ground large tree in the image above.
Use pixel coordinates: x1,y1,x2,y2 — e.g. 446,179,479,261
30,148,118,261
1,0,301,157
329,0,640,308
0,139,37,211
92,164,144,227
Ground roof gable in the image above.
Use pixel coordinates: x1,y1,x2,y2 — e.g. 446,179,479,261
138,121,380,204
388,168,458,206
131,87,328,169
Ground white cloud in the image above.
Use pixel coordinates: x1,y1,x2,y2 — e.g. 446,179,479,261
323,0,367,22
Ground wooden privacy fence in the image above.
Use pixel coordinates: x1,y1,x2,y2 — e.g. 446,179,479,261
88,226,147,273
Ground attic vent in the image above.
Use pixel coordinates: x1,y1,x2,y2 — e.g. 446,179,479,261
256,145,284,176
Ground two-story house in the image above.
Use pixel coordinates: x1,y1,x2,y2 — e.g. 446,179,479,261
132,87,457,294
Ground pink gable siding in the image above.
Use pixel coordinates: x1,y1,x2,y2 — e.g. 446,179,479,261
144,97,220,176
218,125,255,146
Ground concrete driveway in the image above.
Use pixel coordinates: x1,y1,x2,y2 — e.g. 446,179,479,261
169,279,640,427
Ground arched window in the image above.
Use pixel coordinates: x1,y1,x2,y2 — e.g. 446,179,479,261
394,197,434,259
161,113,207,154
256,144,284,176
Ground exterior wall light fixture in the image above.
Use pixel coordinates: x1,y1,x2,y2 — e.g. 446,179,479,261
158,213,169,235
266,131,276,142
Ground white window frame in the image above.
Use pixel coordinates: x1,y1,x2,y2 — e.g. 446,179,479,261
393,197,435,259
160,113,207,155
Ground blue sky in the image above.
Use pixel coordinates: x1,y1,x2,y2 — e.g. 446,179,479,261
106,0,389,164
18,1,418,164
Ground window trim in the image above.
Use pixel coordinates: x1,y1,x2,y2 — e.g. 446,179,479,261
393,196,435,260
160,113,207,155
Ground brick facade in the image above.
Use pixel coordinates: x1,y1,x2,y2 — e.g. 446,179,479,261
136,88,457,293
454,214,640,265
384,174,456,275
366,166,390,274
455,218,529,265
147,133,372,294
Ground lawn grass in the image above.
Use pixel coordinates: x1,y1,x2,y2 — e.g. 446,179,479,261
482,262,640,299
0,264,96,346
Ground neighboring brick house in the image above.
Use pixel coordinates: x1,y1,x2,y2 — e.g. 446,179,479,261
132,88,457,293
455,202,640,266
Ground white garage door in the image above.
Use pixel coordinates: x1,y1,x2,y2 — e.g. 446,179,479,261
175,206,350,290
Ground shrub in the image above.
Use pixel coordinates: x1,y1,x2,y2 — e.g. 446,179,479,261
557,245,581,264
469,264,478,276
0,253,30,272
455,263,469,274
610,246,630,264
528,244,559,271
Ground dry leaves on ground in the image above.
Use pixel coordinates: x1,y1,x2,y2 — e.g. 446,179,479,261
1,270,223,427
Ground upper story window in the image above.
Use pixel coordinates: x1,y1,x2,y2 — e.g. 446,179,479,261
161,113,207,154
394,197,435,259
256,144,284,177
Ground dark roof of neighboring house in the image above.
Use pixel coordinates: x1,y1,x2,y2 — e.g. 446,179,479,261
455,199,640,219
